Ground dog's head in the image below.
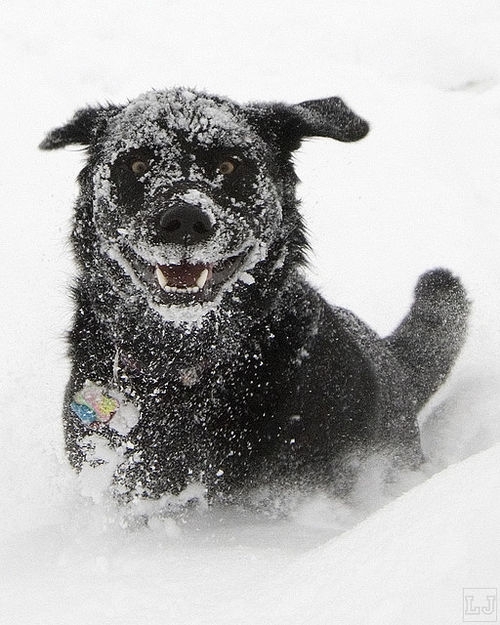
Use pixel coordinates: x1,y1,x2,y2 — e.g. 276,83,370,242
41,88,368,323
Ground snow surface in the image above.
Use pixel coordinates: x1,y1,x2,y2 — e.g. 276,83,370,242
1,1,500,623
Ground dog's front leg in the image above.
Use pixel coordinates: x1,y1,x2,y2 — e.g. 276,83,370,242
62,295,142,485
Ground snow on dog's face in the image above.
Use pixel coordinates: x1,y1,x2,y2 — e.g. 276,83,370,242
41,88,369,322
92,89,283,321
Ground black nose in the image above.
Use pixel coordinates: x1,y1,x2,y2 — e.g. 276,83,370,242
157,204,214,245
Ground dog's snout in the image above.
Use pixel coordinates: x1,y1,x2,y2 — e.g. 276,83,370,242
158,203,214,245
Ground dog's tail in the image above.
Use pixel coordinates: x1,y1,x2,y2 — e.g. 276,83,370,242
386,268,470,410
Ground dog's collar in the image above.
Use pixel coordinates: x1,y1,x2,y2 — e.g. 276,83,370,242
112,346,209,388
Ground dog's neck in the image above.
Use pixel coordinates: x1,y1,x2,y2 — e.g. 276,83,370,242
79,265,321,389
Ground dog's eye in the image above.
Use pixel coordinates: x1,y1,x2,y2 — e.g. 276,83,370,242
130,160,149,176
217,159,239,175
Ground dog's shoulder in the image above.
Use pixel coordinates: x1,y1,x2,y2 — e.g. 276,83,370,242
275,282,381,392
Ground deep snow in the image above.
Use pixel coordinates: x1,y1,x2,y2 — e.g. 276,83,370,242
1,1,500,624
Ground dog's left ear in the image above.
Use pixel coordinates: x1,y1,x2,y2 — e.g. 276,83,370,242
246,97,369,152
39,105,120,150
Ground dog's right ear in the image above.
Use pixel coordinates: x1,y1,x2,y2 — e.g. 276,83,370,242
39,105,119,150
245,97,369,153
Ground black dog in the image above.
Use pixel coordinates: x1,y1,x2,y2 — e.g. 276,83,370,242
41,88,469,505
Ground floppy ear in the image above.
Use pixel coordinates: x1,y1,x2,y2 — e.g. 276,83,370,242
246,96,369,152
39,105,120,150
294,97,369,143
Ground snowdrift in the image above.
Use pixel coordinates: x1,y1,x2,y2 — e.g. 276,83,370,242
269,444,500,625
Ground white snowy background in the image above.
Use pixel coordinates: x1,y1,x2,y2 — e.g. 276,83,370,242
1,1,500,623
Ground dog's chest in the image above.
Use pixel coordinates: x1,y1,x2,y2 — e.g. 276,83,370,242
115,338,272,418
108,317,307,458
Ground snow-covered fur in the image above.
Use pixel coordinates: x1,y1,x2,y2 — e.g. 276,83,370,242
40,88,469,504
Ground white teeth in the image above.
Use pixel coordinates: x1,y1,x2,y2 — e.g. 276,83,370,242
196,268,209,289
155,265,207,294
155,266,168,288
162,285,201,294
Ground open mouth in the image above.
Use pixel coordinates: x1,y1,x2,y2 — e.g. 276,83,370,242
149,252,248,304
106,238,257,312
154,262,212,294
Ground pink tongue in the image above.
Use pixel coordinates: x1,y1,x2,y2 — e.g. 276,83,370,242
158,262,212,287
